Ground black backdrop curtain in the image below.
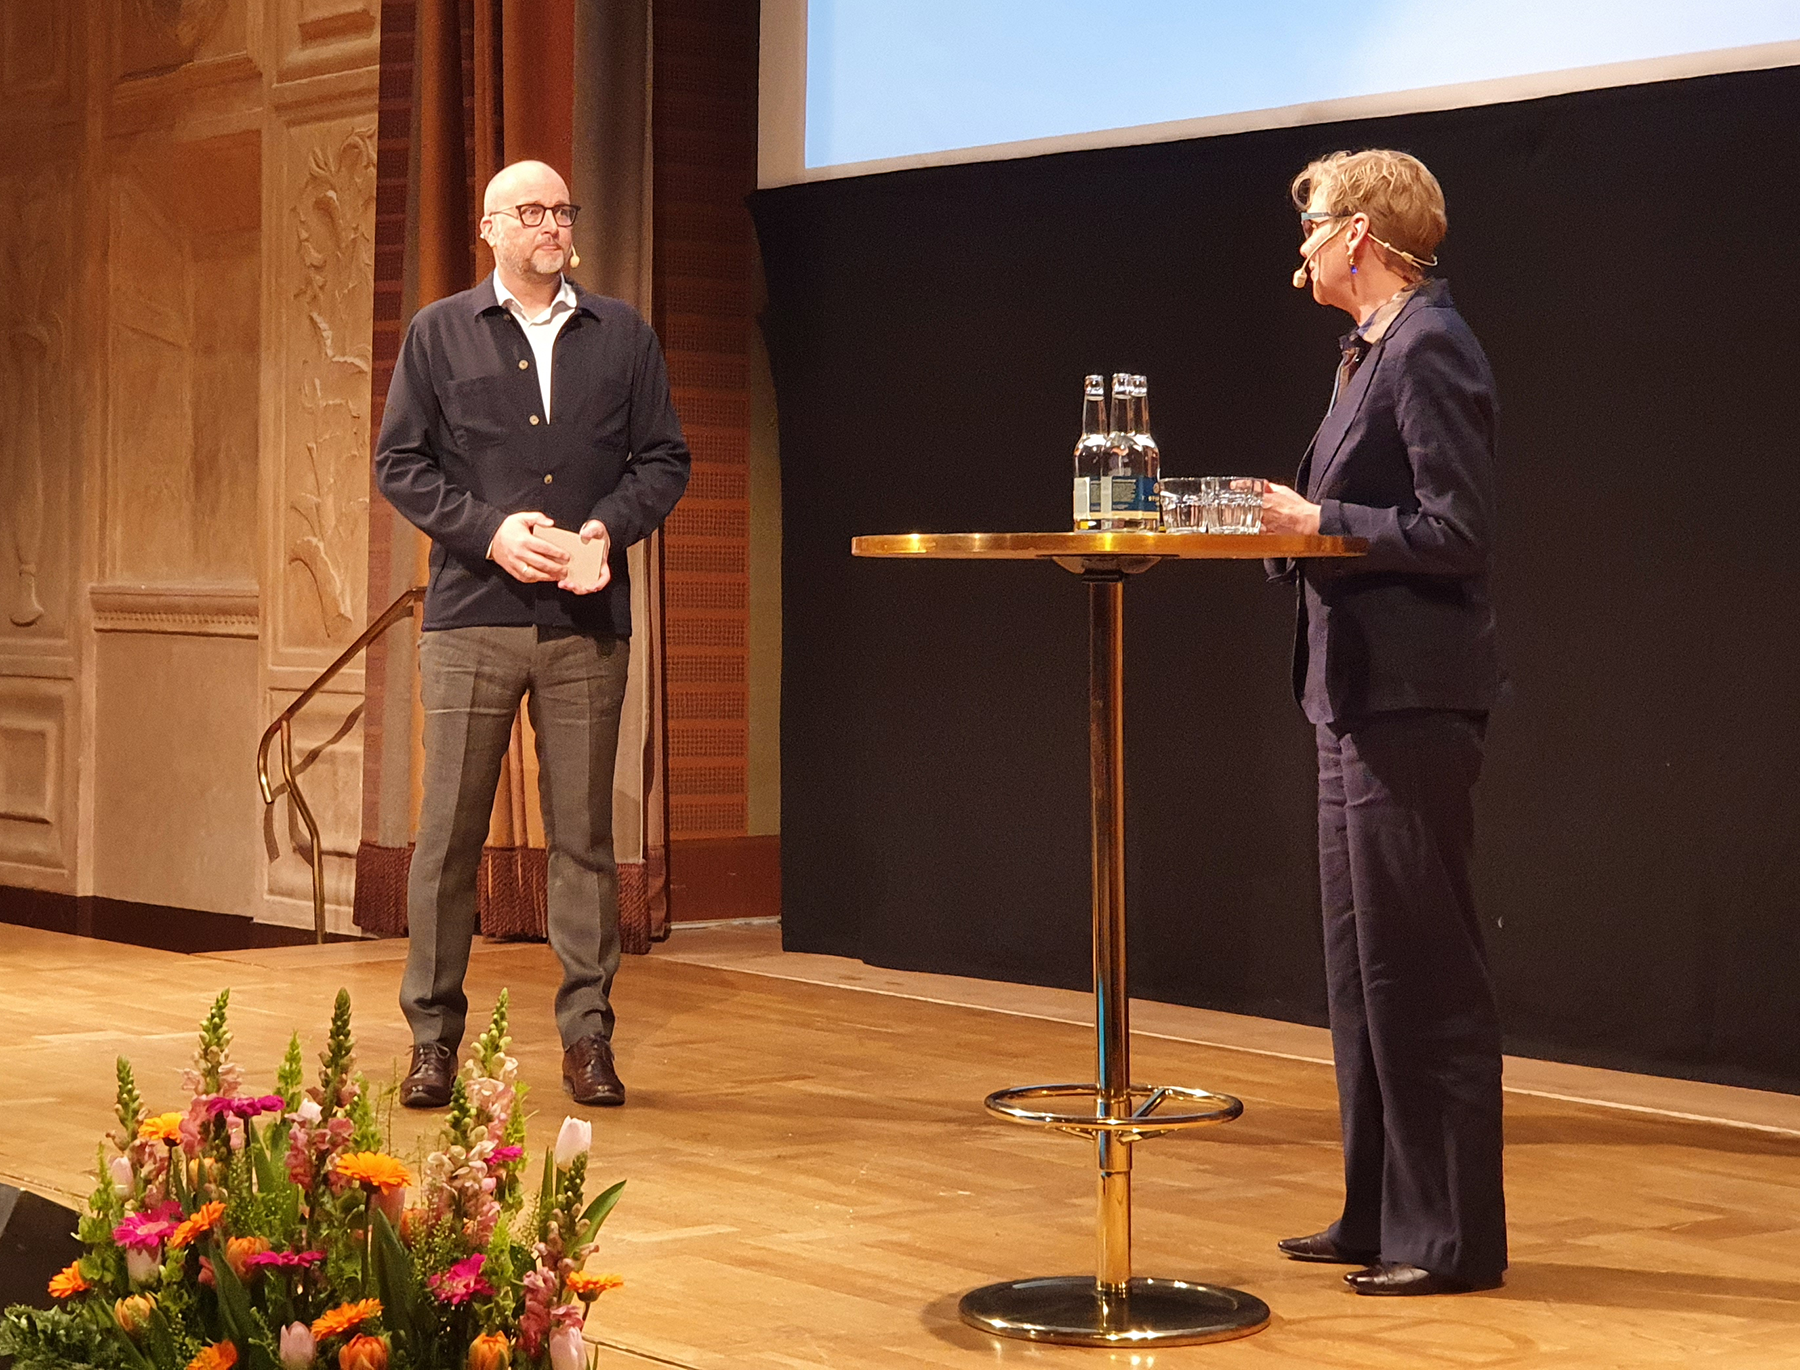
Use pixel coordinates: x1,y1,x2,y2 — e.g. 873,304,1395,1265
752,64,1800,1093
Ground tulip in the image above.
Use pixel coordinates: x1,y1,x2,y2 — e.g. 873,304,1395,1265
553,1117,592,1168
226,1236,271,1282
114,1294,156,1339
338,1334,388,1370
467,1332,512,1370
279,1322,315,1370
124,1245,161,1285
372,1184,407,1226
110,1155,134,1195
547,1326,587,1370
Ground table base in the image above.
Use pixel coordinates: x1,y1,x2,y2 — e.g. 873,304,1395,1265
958,1276,1271,1347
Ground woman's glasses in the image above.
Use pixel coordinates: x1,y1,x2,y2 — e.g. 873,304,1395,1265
1299,210,1343,243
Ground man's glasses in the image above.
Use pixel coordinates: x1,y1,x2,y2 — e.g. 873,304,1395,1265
497,203,581,228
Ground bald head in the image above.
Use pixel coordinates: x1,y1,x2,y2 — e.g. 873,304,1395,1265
480,160,575,296
483,159,569,214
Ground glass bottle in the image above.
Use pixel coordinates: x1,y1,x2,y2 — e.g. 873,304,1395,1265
1132,374,1161,506
1072,374,1110,530
1103,373,1157,529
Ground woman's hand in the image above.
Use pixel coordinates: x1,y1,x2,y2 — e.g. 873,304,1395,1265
1261,482,1321,536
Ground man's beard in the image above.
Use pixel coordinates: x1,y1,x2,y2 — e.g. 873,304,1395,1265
502,241,565,278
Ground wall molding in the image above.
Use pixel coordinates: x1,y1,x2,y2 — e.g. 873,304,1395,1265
90,582,260,637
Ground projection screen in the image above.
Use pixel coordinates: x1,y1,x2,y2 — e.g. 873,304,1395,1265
758,0,1800,187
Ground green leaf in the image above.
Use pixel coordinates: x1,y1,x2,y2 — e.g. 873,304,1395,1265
370,1208,423,1350
578,1179,626,1245
209,1234,257,1345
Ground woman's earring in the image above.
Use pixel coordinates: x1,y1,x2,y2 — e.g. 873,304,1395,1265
1347,246,1357,275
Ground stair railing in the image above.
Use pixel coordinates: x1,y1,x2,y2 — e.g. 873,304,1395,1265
256,586,427,942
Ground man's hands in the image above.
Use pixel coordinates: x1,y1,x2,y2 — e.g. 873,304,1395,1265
1261,482,1322,536
487,513,611,593
489,511,566,582
561,520,611,594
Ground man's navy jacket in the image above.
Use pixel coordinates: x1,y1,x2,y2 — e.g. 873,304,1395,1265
1274,279,1503,725
375,273,691,637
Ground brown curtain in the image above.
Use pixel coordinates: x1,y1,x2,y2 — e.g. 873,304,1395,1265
355,0,669,951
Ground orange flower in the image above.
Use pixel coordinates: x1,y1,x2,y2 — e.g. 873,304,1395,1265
186,1343,238,1370
565,1271,623,1299
47,1260,89,1298
332,1152,413,1190
338,1334,389,1370
467,1331,512,1370
138,1112,185,1143
169,1201,227,1250
225,1235,271,1280
312,1298,383,1342
115,1295,157,1338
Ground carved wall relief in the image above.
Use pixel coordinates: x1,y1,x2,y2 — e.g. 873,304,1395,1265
0,173,72,635
117,0,245,80
134,0,230,51
282,121,375,648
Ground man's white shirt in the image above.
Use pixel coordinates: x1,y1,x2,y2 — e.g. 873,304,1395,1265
494,273,578,420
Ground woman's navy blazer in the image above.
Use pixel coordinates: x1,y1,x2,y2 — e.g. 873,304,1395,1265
1274,278,1503,725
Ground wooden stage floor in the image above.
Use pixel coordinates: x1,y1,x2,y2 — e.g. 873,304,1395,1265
5,920,1800,1368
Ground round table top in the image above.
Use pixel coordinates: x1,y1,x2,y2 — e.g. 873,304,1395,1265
851,531,1367,561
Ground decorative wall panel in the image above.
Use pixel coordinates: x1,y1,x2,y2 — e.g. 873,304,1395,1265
0,679,72,878
107,173,194,582
0,2,72,107
276,0,378,82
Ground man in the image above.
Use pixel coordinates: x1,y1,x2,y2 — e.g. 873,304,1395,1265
375,159,689,1109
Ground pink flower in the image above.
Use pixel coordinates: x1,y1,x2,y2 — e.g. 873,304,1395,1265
113,1201,182,1252
429,1254,495,1306
246,1250,327,1270
279,1322,315,1370
491,1145,523,1163
548,1326,586,1370
518,1269,556,1358
204,1094,287,1120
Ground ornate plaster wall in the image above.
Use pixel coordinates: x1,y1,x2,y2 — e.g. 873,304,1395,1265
0,0,378,929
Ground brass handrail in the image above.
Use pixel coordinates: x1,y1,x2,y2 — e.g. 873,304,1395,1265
257,585,427,942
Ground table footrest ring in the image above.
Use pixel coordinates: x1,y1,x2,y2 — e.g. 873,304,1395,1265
985,1083,1243,1140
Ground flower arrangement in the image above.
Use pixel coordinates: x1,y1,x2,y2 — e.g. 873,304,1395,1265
0,988,624,1370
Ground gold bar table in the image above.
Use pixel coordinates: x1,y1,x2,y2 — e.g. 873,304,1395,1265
852,530,1367,1348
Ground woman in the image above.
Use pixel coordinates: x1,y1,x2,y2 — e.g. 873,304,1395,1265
1261,149,1507,1296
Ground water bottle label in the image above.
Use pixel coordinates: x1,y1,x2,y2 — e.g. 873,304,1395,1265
1102,476,1156,513
1073,477,1100,521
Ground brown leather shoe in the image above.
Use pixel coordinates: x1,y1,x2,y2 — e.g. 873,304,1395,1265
400,1041,457,1109
1278,1231,1381,1265
1345,1262,1502,1296
562,1032,626,1107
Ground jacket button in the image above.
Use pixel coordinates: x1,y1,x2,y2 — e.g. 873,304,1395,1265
544,473,553,484
529,415,540,425
518,358,529,370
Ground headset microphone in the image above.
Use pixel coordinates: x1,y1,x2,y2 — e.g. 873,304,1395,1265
569,248,580,268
